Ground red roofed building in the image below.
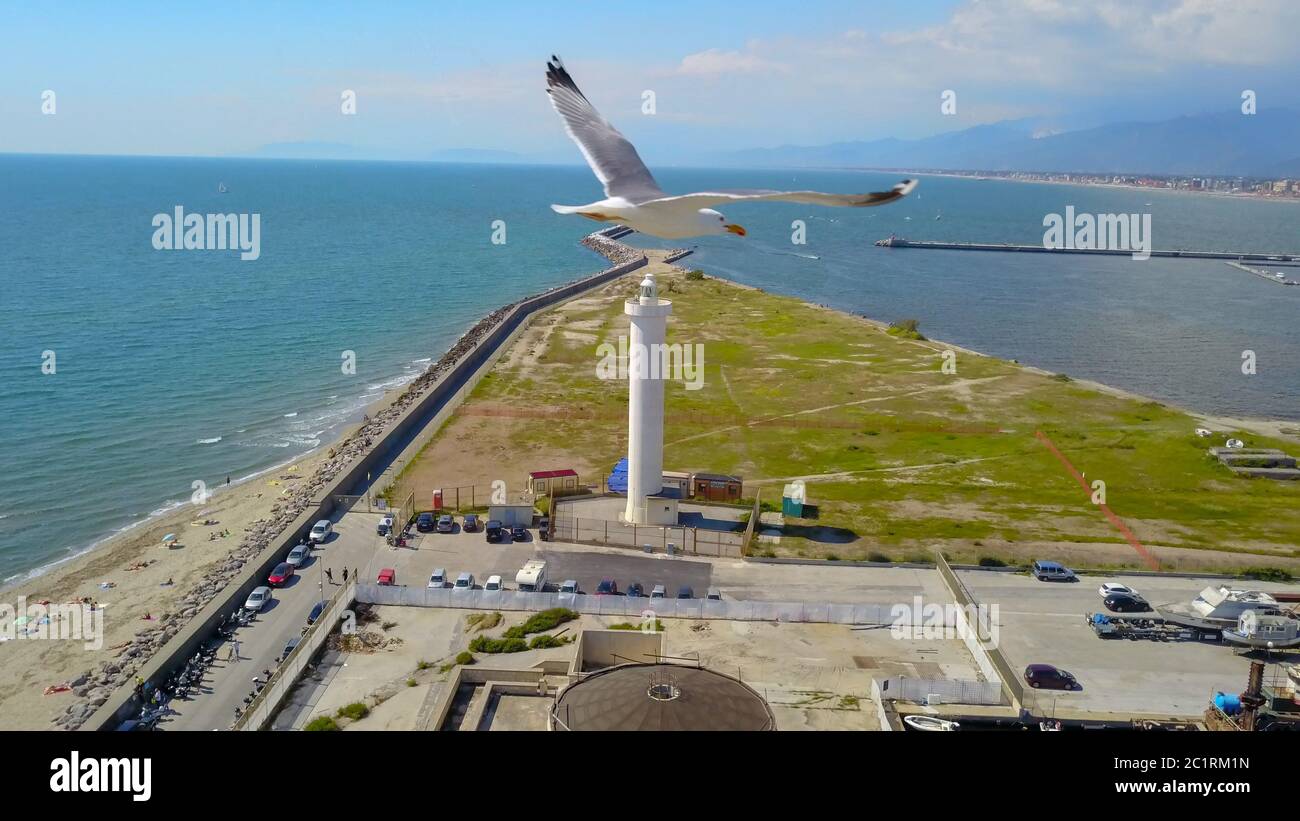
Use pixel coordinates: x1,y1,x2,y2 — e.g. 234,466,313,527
528,469,579,495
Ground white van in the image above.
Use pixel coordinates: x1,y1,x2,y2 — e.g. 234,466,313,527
309,520,332,543
515,560,547,593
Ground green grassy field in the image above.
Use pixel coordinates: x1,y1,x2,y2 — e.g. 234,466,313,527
398,260,1300,574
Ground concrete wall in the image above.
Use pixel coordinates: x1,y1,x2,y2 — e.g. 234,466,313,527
85,252,648,731
574,628,664,671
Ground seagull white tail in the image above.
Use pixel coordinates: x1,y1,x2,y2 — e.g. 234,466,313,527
550,204,584,214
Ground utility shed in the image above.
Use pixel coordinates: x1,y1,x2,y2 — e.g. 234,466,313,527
782,480,806,517
692,473,742,503
528,468,579,495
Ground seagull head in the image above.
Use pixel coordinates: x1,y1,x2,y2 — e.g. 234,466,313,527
699,208,745,237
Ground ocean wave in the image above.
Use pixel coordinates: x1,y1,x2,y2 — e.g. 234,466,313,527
283,412,298,418
195,436,223,444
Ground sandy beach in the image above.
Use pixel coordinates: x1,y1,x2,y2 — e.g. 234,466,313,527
0,445,341,730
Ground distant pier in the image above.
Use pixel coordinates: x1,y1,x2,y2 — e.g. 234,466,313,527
1224,260,1298,286
874,236,1300,265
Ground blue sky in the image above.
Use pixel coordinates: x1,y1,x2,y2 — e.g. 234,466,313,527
3,0,1297,162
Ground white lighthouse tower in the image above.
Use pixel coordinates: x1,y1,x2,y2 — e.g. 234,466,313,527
624,273,672,524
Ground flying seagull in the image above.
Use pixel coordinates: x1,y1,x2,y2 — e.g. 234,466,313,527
545,56,916,239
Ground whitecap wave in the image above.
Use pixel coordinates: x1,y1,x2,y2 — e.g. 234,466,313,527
195,436,223,444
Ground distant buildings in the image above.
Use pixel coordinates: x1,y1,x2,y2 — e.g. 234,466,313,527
888,168,1300,200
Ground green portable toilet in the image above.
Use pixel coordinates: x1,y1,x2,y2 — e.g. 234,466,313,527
782,480,806,517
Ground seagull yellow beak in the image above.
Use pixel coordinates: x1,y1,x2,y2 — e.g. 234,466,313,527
725,223,746,236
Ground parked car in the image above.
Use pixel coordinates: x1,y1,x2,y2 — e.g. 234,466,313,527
676,586,694,599
595,579,619,596
706,587,722,601
309,519,332,544
376,568,396,586
626,582,644,598
1023,664,1079,690
1032,560,1076,582
415,512,436,532
278,637,300,663
307,600,327,625
377,515,394,536
436,514,455,534
510,524,529,542
1099,582,1139,598
462,514,479,533
453,572,474,592
286,544,311,567
484,575,504,592
1104,594,1151,613
650,584,666,599
267,562,294,587
244,586,272,612
559,579,579,597
485,520,506,543
538,516,550,541
427,568,449,589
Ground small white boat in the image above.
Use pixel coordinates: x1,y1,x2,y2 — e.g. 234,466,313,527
1195,427,1212,438
904,715,960,732
1225,438,1245,449
218,182,228,193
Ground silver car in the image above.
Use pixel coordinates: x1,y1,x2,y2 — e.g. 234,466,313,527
453,572,474,592
244,586,272,612
286,544,311,567
309,519,332,543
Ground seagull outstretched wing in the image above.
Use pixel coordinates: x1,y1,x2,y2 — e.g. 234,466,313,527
640,179,918,210
546,56,665,203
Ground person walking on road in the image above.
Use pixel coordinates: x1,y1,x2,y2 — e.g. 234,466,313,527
354,567,359,584
343,567,349,583
326,567,334,584
231,639,241,662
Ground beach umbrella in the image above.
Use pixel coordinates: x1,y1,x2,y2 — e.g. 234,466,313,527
162,533,177,544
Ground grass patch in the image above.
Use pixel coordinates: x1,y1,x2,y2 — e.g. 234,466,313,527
466,612,503,632
1241,567,1292,582
502,608,579,639
886,318,926,340
468,635,528,654
609,619,664,632
336,702,369,721
528,634,573,649
304,716,340,732
455,650,475,666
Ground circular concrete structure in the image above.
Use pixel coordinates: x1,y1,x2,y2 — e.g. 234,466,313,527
551,663,776,731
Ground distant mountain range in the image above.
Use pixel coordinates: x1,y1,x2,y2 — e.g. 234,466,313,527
719,109,1300,178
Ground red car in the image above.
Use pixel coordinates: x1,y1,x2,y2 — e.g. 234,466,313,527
376,568,396,586
267,562,295,587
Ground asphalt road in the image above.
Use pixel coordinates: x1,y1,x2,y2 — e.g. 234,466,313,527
162,509,385,730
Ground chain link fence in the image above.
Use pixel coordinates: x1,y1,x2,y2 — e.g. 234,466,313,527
357,583,894,625
552,516,743,558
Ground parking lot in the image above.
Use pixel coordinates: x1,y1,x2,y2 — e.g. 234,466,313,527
958,569,1300,716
